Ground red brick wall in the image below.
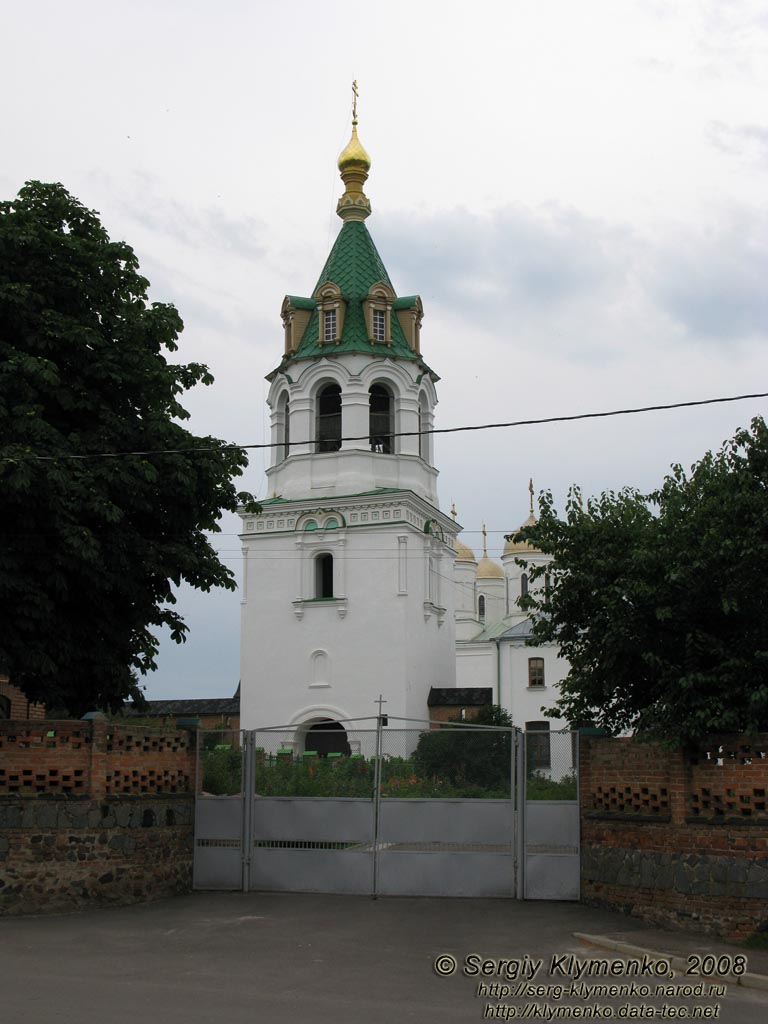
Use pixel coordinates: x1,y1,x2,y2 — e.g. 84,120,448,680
580,736,768,940
0,677,45,720
0,719,196,798
0,718,198,915
428,706,485,725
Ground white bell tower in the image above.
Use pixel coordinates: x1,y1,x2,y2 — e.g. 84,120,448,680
239,96,458,734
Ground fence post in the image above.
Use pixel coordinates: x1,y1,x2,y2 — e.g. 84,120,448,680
371,714,384,899
242,731,254,893
515,728,526,900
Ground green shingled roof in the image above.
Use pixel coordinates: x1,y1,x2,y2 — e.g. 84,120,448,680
290,221,418,362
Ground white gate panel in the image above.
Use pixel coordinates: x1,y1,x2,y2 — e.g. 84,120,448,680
193,796,243,890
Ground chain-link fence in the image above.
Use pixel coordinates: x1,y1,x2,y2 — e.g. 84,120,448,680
525,727,578,800
196,729,245,796
195,721,515,800
196,723,577,801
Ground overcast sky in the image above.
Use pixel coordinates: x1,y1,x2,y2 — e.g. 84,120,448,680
4,1,767,701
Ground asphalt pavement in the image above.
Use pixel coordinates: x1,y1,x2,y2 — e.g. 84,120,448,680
1,892,767,1023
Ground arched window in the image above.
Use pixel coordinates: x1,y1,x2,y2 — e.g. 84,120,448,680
303,520,319,532
0,695,10,720
311,650,329,686
478,595,486,621
277,391,290,462
315,553,334,598
369,384,393,454
316,383,342,453
418,393,429,460
521,573,529,598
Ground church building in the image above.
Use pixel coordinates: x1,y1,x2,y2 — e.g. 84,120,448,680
239,99,568,748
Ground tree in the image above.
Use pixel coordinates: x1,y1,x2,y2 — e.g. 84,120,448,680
0,182,258,715
512,418,768,744
414,705,514,792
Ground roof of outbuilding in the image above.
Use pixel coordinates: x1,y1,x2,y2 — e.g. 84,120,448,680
124,697,240,717
428,687,493,707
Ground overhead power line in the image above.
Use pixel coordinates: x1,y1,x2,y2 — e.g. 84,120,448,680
2,390,766,463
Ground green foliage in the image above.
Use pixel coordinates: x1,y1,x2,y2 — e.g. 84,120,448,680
0,182,259,715
201,747,243,796
414,706,514,793
526,771,578,801
255,755,373,798
512,418,768,744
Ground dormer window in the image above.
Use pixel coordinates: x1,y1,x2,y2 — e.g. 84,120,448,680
314,282,345,346
280,296,314,357
373,309,386,342
364,281,395,346
392,295,423,354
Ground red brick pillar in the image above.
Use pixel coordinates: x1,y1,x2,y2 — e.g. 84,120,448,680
667,745,689,826
88,719,109,799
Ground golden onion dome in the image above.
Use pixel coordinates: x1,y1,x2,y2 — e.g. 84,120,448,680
503,512,541,556
454,538,476,562
476,556,505,580
338,122,371,173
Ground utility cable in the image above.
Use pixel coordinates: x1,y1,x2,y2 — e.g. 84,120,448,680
2,390,766,462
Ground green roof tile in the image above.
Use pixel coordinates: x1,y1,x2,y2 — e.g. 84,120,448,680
291,221,417,362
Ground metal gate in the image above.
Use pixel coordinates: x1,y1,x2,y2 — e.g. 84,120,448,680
193,718,579,900
523,728,580,900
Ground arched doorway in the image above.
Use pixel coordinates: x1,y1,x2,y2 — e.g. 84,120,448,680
304,719,351,757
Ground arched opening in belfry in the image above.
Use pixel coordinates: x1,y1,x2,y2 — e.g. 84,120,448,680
316,383,342,452
369,383,393,454
305,719,351,757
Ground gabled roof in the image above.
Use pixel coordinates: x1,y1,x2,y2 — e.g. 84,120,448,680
124,697,240,717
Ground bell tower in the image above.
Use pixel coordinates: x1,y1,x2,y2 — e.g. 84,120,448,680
239,90,458,732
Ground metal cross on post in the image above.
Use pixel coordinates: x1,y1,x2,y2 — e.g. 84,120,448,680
352,79,359,122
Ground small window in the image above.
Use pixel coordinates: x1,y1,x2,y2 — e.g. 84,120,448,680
526,721,551,771
528,657,545,688
315,553,334,599
0,695,10,719
373,308,386,342
324,308,337,343
478,595,486,621
325,518,339,530
521,573,529,598
303,520,319,532
316,383,342,453
277,391,290,462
